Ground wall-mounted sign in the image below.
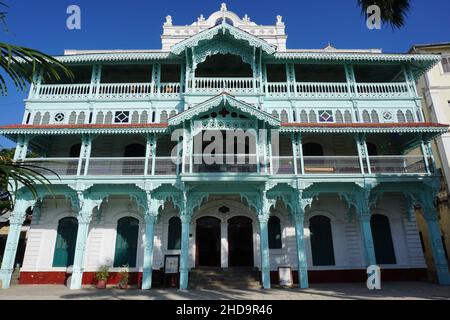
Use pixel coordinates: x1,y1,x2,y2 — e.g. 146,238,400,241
164,255,180,274
278,267,293,287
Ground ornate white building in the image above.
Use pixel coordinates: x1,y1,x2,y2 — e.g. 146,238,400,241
0,4,449,290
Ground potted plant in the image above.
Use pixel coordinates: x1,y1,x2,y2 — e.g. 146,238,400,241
118,264,129,289
95,265,110,289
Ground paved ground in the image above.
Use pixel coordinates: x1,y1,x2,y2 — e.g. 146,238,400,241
0,282,449,300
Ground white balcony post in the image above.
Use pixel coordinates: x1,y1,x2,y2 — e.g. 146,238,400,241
285,63,291,97
355,135,365,174
89,64,101,99
151,136,157,176
252,47,257,93
291,132,298,175
144,133,152,176
420,140,432,174
191,48,196,93
298,134,305,175
82,135,92,176
156,63,161,97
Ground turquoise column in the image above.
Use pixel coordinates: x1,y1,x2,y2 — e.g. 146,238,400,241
422,205,450,285
0,200,29,289
356,191,376,266
179,214,191,290
293,212,308,288
258,214,271,289
142,214,156,289
69,196,94,290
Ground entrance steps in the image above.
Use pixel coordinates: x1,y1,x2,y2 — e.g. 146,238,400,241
189,267,261,289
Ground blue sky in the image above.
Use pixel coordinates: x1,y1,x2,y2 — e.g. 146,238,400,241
1,0,450,148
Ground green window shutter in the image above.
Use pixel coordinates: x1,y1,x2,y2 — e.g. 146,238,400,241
268,216,282,249
168,217,181,250
114,217,139,267
310,215,335,266
53,217,78,267
371,214,396,264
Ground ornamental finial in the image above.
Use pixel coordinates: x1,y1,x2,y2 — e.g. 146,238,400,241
220,3,227,12
164,15,172,26
276,15,283,24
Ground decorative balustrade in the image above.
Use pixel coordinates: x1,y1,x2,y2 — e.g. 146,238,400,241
369,155,427,174
31,80,414,100
356,82,410,98
295,82,349,98
20,154,428,177
302,156,362,174
96,83,154,99
193,77,255,94
159,82,182,97
35,84,91,100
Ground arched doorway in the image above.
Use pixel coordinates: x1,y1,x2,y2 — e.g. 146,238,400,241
228,216,253,266
196,217,221,267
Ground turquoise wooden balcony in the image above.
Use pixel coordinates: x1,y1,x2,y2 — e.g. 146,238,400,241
29,79,414,100
22,154,428,178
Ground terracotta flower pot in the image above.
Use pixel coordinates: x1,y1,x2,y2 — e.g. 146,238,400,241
96,279,107,289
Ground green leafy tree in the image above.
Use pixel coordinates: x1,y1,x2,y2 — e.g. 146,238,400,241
0,2,71,214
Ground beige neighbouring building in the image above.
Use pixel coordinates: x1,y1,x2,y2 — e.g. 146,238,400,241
410,43,450,280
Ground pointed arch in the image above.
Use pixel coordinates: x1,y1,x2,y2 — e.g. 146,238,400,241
131,111,139,124
95,111,104,124
397,110,406,123
308,110,317,123
77,111,85,124
370,110,379,123
160,110,168,123
335,110,343,123
405,110,414,122
271,110,279,119
41,112,50,125
344,110,352,123
104,111,113,124
68,111,77,124
32,112,41,125
280,110,289,122
300,110,308,123
140,110,148,124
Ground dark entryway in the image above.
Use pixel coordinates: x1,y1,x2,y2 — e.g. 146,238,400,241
196,217,221,267
228,216,254,267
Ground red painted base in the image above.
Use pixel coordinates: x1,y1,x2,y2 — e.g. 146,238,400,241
19,271,143,286
20,268,428,286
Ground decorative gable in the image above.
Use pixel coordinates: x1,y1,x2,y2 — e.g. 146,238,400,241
168,93,280,127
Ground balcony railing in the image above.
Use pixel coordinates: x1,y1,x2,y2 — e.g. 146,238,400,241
193,77,255,94
32,80,414,100
302,156,362,174
369,155,426,174
20,155,428,177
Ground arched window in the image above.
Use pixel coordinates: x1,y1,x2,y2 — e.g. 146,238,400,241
114,217,139,267
160,110,168,123
302,142,324,156
268,216,282,249
272,110,279,119
280,110,289,122
53,217,78,267
168,217,181,250
309,215,335,266
370,214,396,264
366,142,378,156
362,110,371,123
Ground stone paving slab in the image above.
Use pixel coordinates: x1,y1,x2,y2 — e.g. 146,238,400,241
0,282,449,300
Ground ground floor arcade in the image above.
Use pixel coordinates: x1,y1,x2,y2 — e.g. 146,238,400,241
0,181,449,290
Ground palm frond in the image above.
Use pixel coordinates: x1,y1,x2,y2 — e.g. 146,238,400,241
358,0,411,29
0,43,73,95
0,156,60,214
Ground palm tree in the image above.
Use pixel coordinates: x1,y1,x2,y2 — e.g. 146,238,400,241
0,2,72,213
357,0,411,29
